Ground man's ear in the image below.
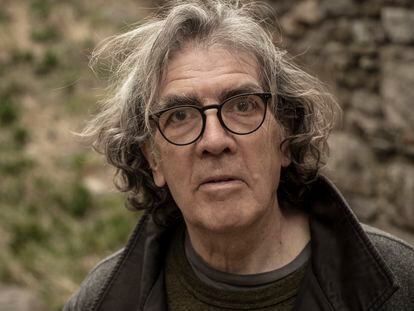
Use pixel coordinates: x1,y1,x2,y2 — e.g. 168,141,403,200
141,142,166,187
281,153,291,167
280,140,291,168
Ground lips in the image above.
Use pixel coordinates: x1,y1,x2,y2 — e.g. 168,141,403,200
198,175,243,189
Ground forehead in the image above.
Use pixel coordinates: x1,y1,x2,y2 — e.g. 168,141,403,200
159,45,261,102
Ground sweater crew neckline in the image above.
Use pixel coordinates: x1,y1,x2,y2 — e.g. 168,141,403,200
185,230,311,290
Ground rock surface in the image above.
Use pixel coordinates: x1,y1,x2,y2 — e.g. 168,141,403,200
383,161,414,230
381,47,414,135
271,0,414,243
382,8,414,43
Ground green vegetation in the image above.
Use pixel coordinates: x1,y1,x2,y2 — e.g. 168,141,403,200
35,49,59,75
67,182,93,217
0,153,136,309
0,157,34,176
1,2,144,310
0,94,19,126
30,0,54,18
10,49,34,64
0,9,11,23
13,127,29,147
31,26,60,43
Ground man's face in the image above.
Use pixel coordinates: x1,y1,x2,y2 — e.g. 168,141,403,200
144,45,290,233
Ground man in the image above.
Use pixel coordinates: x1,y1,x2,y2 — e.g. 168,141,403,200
64,0,414,310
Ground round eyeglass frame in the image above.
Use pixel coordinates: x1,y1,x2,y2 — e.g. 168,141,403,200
150,92,272,146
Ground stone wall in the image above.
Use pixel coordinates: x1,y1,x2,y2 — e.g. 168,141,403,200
269,0,414,243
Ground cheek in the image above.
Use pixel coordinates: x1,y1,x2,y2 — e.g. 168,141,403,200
158,146,193,189
247,124,284,187
151,139,179,188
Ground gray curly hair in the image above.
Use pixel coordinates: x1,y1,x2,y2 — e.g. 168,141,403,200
83,0,340,220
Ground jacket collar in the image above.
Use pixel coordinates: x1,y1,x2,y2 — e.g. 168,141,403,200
92,176,398,311
90,212,171,311
294,176,398,311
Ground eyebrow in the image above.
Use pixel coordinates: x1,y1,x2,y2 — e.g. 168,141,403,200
159,94,200,110
218,84,263,102
159,83,263,110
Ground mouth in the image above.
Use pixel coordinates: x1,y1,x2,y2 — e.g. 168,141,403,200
198,175,243,189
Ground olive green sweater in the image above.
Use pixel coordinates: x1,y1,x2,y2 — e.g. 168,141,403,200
165,227,307,311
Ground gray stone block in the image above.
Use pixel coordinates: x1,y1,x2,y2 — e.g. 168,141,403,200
382,8,414,43
381,47,414,136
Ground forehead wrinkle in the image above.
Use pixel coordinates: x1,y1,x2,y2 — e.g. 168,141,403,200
163,68,257,91
160,46,261,100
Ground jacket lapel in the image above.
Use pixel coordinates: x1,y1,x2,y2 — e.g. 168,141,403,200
294,264,335,311
295,176,399,311
92,212,169,311
143,268,168,311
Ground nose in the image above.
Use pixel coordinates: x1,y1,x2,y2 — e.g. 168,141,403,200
195,109,237,156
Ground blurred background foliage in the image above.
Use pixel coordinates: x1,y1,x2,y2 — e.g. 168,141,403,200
0,0,154,309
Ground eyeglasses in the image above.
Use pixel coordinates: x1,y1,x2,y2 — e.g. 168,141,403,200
151,92,272,146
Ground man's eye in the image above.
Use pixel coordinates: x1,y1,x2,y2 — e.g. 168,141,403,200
229,98,258,114
235,100,252,112
164,107,199,126
171,110,188,122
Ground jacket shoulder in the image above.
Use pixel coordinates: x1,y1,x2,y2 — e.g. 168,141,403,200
363,224,414,260
362,224,414,271
363,224,413,249
362,224,414,310
63,249,123,311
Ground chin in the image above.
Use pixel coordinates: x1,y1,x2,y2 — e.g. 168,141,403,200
192,205,262,234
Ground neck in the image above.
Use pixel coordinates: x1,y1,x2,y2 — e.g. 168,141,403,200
186,204,310,275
